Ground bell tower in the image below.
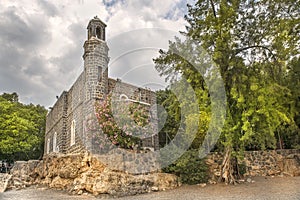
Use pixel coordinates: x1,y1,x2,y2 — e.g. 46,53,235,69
83,16,109,101
87,16,106,40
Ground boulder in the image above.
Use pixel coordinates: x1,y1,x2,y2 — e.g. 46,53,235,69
49,176,73,189
0,174,12,193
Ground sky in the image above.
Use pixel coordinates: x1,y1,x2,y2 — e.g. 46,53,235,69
0,0,195,107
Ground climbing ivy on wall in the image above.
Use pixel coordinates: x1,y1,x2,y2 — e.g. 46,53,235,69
94,95,152,149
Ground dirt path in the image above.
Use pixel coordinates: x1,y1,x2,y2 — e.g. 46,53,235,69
1,176,299,200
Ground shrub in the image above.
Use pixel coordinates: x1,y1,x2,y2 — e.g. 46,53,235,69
162,149,209,184
238,162,247,176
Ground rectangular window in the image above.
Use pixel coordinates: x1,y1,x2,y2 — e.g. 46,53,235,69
46,139,50,154
98,66,102,81
53,132,57,152
71,120,76,146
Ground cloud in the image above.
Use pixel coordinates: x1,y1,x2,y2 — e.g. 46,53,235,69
37,0,59,17
107,28,184,90
0,4,54,106
0,0,193,107
0,8,50,48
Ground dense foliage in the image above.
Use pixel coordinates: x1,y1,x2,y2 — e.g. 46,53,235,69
163,149,209,184
155,0,300,183
0,93,47,161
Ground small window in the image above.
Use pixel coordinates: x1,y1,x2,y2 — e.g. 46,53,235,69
98,66,102,81
53,132,57,152
71,120,76,146
46,138,50,154
96,27,101,39
89,27,92,38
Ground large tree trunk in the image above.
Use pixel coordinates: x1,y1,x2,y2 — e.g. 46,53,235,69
219,147,240,184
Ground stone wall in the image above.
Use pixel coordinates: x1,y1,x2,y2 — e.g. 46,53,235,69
108,78,156,105
108,78,159,150
65,72,85,154
45,91,68,154
206,149,300,182
6,153,180,197
45,72,86,156
3,149,300,195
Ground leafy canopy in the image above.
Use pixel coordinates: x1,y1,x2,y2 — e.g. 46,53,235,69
0,93,47,161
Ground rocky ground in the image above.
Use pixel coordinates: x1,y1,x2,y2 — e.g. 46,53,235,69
1,176,299,200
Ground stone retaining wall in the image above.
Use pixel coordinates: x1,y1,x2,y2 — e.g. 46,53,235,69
3,149,300,195
206,149,300,182
6,152,180,197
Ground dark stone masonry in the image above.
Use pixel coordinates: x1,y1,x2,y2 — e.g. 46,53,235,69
206,149,300,183
45,16,158,156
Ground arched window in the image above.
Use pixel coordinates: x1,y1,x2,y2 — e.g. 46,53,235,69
53,132,57,152
46,138,50,154
71,120,76,146
119,94,128,100
96,27,101,39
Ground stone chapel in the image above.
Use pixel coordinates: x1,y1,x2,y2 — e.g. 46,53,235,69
44,16,159,156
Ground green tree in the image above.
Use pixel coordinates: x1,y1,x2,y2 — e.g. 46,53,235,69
1,92,19,102
279,57,300,149
0,93,47,161
156,89,181,147
154,0,299,184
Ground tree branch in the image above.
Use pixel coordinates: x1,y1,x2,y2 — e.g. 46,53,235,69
210,0,217,18
235,45,277,60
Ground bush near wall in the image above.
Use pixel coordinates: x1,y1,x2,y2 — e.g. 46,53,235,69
162,150,209,184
